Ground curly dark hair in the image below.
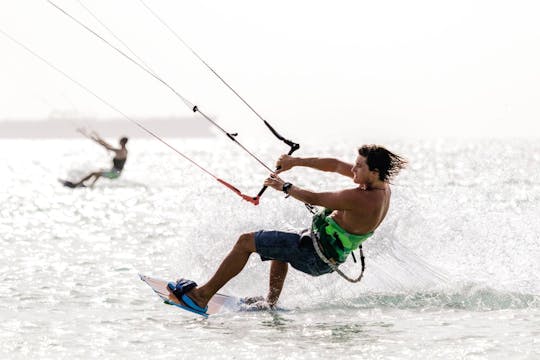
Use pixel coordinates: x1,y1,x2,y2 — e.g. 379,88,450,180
358,145,407,182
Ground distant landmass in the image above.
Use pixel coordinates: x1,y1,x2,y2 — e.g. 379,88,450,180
0,117,214,138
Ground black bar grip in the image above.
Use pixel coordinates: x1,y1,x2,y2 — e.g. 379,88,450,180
252,143,300,200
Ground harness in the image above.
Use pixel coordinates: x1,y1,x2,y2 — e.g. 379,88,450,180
310,208,372,283
113,157,126,171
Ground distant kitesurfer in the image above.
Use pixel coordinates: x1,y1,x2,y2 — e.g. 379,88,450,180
61,129,128,188
168,145,407,314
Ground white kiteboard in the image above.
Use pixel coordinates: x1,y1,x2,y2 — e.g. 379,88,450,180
139,274,245,318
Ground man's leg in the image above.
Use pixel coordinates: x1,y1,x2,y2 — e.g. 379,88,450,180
266,260,288,306
75,171,99,187
186,232,256,308
88,173,102,187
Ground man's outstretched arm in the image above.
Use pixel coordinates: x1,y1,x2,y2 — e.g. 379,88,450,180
275,155,353,178
78,128,115,151
90,133,115,151
264,174,359,210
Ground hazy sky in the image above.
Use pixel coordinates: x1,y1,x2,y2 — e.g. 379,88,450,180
1,0,539,139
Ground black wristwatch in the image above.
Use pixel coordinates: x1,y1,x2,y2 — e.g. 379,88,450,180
282,182,293,195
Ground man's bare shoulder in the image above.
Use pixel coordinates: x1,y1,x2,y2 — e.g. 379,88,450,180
341,186,384,199
345,186,389,211
113,147,127,156
329,186,373,209
333,187,390,233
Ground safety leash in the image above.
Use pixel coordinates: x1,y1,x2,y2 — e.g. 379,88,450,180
310,228,366,283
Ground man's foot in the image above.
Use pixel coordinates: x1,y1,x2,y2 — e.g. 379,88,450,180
167,279,208,314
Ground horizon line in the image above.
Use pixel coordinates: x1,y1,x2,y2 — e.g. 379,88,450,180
0,117,214,138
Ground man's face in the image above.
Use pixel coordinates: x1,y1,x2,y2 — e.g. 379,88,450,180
351,155,372,184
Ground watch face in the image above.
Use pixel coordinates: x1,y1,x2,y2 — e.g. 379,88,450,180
283,183,292,193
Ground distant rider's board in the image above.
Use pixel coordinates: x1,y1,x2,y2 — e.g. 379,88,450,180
58,179,85,188
140,274,247,318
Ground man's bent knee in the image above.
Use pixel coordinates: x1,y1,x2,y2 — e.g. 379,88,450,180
234,232,256,253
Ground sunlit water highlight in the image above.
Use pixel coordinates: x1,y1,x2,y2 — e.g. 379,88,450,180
0,138,539,359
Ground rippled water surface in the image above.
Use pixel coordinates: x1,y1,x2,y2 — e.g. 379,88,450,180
1,138,539,359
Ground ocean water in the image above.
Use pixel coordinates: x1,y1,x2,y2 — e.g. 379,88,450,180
0,137,539,359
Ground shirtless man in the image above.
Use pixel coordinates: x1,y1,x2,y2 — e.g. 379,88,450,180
63,130,128,188
168,145,407,315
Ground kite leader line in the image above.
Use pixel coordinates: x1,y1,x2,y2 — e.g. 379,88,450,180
0,27,264,203
75,0,157,77
47,0,299,205
137,0,301,197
